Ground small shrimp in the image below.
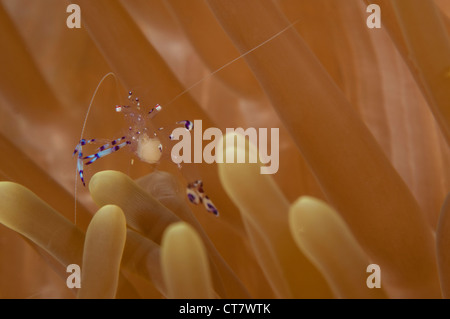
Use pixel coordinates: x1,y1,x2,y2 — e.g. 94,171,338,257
73,80,218,217
73,90,163,186
73,21,298,220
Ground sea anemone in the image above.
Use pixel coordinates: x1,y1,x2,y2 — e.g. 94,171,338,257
0,0,448,299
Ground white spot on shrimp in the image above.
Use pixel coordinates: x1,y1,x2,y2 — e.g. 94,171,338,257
136,134,163,164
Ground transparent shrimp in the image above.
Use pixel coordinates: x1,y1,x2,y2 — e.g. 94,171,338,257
73,90,163,179
73,74,219,219
73,20,298,221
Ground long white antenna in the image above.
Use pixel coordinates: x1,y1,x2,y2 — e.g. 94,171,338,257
73,72,117,225
165,20,299,106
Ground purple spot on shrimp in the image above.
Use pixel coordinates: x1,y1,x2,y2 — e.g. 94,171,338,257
177,120,193,131
206,203,219,216
187,193,196,203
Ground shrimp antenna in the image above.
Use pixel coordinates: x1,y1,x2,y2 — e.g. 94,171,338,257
73,72,118,225
164,19,299,107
